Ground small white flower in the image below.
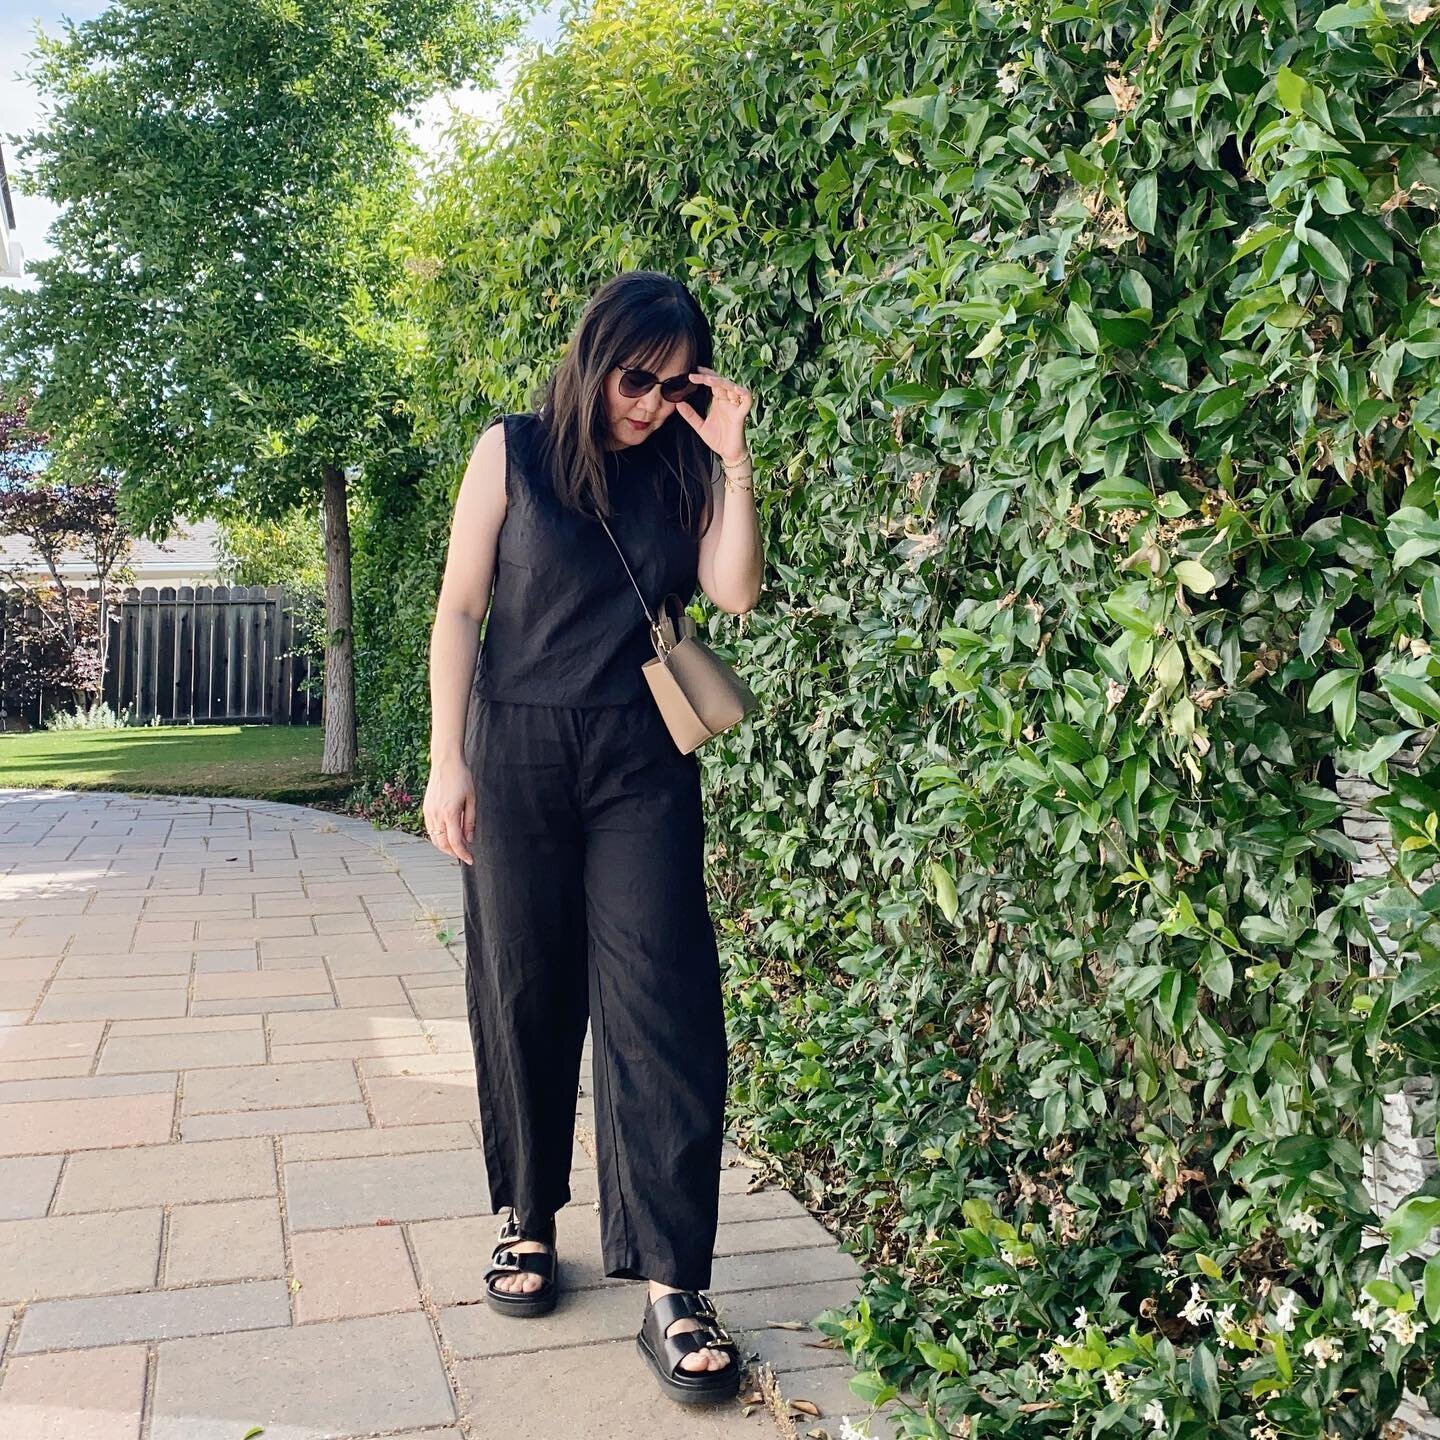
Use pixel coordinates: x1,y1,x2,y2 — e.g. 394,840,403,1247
981,1283,1012,1297
1160,1258,1180,1279
1252,1425,1279,1440
1369,1331,1388,1355
1384,1310,1427,1346
1073,1305,1090,1331
1354,1299,1382,1332
996,61,1023,96
839,1419,873,1440
1212,1302,1242,1345
1303,1335,1341,1369
1272,1289,1300,1332
1103,1369,1129,1402
1179,1283,1211,1326
1144,1399,1167,1432
1040,1348,1065,1373
1000,1246,1017,1264
1284,1207,1324,1237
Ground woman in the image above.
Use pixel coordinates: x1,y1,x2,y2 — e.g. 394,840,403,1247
422,269,763,1406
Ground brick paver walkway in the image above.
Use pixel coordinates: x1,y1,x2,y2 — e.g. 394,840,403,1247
0,787,902,1440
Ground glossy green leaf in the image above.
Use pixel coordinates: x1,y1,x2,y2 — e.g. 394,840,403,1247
1128,172,1157,235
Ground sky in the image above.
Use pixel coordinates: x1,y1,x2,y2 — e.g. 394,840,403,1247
0,0,568,285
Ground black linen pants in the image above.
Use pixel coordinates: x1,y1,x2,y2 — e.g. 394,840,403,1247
459,694,728,1291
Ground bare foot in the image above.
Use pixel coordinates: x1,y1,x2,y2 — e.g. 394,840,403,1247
492,1236,551,1294
486,1209,547,1301
647,1282,732,1372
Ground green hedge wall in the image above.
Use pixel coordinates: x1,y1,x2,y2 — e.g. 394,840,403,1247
354,0,1440,1433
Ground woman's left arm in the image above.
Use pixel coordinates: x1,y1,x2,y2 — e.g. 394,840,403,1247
697,458,763,615
679,366,764,616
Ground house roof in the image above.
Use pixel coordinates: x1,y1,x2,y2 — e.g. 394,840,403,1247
0,516,224,579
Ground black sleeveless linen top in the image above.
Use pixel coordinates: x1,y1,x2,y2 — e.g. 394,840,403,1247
472,411,702,706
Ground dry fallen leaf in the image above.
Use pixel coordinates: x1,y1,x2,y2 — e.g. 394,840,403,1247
790,1399,822,1416
374,1217,396,1226
766,1320,809,1330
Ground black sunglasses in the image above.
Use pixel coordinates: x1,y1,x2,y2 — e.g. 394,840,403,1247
616,364,704,405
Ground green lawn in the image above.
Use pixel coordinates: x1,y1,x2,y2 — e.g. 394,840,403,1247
0,723,357,805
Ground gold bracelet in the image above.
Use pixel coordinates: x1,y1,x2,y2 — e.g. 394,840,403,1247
721,452,752,471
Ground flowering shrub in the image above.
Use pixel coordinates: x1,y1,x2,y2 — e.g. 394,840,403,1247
47,698,132,730
751,0,1440,1431
376,0,1440,1433
346,777,422,832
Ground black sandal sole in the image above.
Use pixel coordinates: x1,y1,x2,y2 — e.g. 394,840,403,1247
635,1330,742,1405
484,1258,560,1317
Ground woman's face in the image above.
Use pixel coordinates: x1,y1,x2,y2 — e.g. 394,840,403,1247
601,337,695,450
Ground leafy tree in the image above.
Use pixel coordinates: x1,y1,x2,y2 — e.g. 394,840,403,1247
0,391,128,714
215,507,325,597
391,0,1440,1434
215,504,328,694
0,0,529,771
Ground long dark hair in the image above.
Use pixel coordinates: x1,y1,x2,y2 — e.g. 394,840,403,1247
527,270,717,539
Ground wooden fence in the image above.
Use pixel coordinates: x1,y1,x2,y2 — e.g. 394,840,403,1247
0,583,322,729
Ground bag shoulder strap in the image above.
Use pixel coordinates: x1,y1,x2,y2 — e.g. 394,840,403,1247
597,514,657,628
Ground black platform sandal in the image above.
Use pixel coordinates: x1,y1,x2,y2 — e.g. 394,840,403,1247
636,1288,743,1405
483,1209,558,1317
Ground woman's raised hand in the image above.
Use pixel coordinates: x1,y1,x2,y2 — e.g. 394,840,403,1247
674,365,752,463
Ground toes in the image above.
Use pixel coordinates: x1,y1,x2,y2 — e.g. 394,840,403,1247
496,1274,539,1294
662,1317,732,1372
677,1347,729,1371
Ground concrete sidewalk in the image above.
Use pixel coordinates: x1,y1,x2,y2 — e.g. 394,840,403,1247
0,787,904,1440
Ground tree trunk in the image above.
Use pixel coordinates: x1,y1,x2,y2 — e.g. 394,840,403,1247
96,587,110,704
320,461,357,775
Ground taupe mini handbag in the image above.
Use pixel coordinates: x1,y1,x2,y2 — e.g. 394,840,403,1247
598,515,758,754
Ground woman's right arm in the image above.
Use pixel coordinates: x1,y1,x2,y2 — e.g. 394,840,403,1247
424,419,508,865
